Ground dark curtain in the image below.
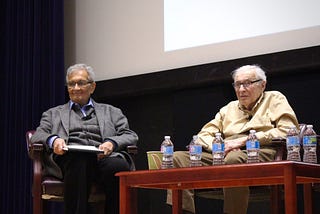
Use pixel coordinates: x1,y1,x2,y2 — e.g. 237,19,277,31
1,0,65,213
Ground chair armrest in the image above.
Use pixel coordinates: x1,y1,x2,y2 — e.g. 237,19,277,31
28,142,44,176
26,130,44,160
270,137,286,145
29,143,44,159
25,130,45,199
270,138,286,161
27,141,44,199
126,145,138,155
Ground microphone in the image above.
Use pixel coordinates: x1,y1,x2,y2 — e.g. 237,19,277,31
247,115,252,121
82,115,92,120
82,108,95,120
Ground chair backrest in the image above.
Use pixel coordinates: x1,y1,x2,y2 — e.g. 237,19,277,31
299,124,307,141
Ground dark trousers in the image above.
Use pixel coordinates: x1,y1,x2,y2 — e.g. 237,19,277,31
55,152,130,214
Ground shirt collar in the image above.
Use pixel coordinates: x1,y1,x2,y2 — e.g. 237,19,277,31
238,92,265,113
69,99,94,109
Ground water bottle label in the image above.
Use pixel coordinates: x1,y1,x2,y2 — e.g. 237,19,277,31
212,143,225,152
189,145,202,154
163,146,173,155
287,136,300,146
303,136,317,145
246,141,260,149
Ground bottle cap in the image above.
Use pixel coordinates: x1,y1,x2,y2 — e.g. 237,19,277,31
307,124,313,129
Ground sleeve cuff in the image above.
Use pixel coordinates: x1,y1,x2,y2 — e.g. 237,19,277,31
47,135,58,149
104,138,118,151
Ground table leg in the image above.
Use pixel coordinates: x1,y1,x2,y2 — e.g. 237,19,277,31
284,165,297,214
303,183,313,214
270,185,282,214
119,177,137,214
171,189,182,214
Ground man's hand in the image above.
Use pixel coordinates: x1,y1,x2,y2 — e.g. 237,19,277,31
224,136,247,154
53,138,67,155
99,141,114,156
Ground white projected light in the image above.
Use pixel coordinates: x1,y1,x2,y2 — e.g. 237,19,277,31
164,0,320,51
67,0,320,80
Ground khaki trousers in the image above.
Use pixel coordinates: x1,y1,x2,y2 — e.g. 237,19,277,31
167,149,276,214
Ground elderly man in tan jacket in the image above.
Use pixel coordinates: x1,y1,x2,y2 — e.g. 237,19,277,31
167,64,299,214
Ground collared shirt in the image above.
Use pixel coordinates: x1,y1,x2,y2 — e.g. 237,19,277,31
198,91,299,152
69,99,94,117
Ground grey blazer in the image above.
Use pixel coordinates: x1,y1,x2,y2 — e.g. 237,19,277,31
31,99,138,179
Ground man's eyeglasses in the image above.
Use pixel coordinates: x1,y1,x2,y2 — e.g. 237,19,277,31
232,79,262,89
67,80,93,88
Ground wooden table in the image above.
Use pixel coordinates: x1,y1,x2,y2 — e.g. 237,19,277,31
116,161,320,214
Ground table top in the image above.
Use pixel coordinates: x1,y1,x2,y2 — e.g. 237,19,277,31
116,161,320,190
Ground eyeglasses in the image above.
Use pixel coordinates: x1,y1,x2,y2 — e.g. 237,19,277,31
67,80,93,88
232,79,262,89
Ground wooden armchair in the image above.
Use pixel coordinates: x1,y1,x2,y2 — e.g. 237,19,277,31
26,130,138,214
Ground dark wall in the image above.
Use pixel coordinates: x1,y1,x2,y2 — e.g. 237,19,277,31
93,46,320,214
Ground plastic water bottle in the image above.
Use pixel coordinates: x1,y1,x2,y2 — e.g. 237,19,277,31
286,126,301,161
212,132,225,165
246,130,260,163
160,136,174,168
189,135,202,167
302,125,317,163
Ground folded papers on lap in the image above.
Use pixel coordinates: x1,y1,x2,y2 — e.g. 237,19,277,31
63,145,104,153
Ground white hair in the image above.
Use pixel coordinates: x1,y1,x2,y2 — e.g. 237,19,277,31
231,65,267,81
66,63,95,83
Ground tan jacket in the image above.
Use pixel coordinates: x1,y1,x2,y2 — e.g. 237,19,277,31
198,91,299,151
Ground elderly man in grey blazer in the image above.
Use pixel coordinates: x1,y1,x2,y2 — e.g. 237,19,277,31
31,63,138,214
